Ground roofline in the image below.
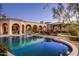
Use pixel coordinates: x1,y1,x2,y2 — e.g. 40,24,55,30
0,18,46,25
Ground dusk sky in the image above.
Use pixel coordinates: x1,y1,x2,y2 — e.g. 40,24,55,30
2,3,58,23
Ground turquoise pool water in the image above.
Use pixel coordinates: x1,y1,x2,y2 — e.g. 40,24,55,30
0,35,72,56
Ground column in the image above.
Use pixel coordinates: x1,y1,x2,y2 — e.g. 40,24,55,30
24,25,26,34
9,20,12,35
0,23,3,35
0,24,1,35
20,24,22,35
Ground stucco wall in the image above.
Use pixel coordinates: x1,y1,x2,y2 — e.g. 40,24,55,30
0,18,47,35
0,20,9,35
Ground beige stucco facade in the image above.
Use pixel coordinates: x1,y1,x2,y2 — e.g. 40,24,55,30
0,18,47,35
0,18,67,36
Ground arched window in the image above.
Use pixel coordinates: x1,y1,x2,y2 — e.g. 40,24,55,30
39,25,42,31
12,23,20,34
2,23,9,34
33,25,38,33
26,24,32,31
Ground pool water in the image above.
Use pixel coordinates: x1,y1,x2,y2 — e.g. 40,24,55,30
0,35,72,56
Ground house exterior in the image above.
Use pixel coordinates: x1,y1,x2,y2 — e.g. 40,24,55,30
0,18,47,35
0,18,67,36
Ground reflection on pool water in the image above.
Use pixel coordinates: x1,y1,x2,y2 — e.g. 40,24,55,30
0,35,72,56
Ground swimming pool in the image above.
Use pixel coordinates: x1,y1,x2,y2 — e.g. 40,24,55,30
0,35,72,56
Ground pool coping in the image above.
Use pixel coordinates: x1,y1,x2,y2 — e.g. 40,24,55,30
7,52,14,56
55,38,78,56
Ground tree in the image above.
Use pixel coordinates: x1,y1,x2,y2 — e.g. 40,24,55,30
52,3,65,23
76,16,79,23
67,3,79,21
43,3,79,35
66,3,79,35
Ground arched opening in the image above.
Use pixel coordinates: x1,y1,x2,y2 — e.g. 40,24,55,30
39,26,42,31
22,25,24,34
2,23,9,34
33,25,38,33
26,24,32,31
26,24,32,34
12,23,20,34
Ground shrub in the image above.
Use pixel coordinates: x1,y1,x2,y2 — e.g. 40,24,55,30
0,43,8,56
66,25,78,36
